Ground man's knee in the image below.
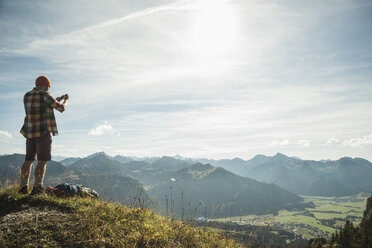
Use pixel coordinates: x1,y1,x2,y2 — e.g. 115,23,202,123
21,160,33,170
37,160,47,166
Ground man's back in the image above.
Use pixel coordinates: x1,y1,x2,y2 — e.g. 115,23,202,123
21,87,65,139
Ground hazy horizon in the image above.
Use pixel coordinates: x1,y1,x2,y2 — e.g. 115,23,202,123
2,150,371,164
1,0,371,161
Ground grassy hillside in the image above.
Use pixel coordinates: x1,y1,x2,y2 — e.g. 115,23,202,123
0,186,240,248
149,163,309,217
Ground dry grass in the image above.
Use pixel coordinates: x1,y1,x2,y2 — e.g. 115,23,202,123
0,185,241,248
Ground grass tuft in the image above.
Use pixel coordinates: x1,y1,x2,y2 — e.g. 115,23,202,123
0,186,241,248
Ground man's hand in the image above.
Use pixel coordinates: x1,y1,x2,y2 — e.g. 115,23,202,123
56,94,69,102
56,94,69,108
62,95,69,107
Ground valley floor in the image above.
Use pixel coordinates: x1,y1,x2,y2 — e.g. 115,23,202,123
208,193,369,240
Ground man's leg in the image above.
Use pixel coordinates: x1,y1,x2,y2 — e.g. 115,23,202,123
34,160,47,187
20,137,37,194
19,161,33,193
31,133,51,195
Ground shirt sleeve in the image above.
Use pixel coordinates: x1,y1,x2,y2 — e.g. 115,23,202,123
44,93,65,113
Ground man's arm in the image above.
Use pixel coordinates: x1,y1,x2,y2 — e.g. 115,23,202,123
44,94,67,113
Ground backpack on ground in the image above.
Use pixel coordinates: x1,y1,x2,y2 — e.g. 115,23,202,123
46,183,99,198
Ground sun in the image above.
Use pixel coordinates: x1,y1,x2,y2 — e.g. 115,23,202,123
189,0,238,59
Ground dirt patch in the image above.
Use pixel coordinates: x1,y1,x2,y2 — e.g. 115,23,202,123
0,206,70,226
0,204,79,248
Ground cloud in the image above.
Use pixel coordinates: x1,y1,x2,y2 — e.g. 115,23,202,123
341,134,372,148
326,138,339,145
0,91,23,100
82,1,198,31
297,139,310,147
267,141,276,147
15,0,198,56
0,130,12,139
113,149,154,157
88,122,118,136
268,139,290,147
1,0,372,161
99,145,112,150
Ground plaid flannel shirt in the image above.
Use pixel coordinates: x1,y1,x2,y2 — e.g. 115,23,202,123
20,87,65,139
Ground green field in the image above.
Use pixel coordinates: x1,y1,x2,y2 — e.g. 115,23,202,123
211,193,370,239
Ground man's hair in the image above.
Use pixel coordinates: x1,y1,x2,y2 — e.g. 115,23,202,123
35,76,51,87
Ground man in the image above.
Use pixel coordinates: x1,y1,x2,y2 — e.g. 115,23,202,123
19,75,69,195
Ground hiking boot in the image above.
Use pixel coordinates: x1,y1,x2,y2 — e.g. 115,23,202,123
31,186,46,196
18,185,29,194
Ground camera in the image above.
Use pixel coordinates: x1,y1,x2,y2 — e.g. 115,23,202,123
59,94,69,100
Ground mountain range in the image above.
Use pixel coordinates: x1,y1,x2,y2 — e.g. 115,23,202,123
0,152,315,217
245,153,372,196
1,152,371,217
188,153,372,196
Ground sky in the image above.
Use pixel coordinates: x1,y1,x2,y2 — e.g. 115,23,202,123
0,0,371,161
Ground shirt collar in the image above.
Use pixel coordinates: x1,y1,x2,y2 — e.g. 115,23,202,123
34,86,49,91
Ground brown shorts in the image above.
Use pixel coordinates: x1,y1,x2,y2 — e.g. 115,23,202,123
26,132,52,161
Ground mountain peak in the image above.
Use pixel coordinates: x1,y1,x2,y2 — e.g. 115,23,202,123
252,154,268,159
249,154,270,162
174,154,184,159
232,157,246,162
159,156,176,160
184,163,220,180
152,156,186,166
274,152,288,158
339,156,353,161
87,151,110,159
190,162,213,169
